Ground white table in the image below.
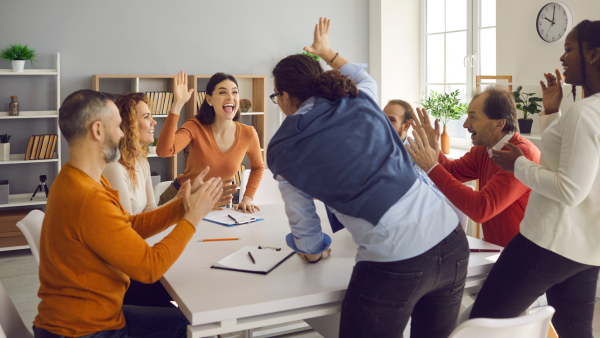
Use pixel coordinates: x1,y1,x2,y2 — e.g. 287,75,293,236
146,202,502,338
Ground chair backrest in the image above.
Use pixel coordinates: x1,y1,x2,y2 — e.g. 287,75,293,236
0,281,33,338
15,210,44,266
154,181,173,204
449,306,555,338
239,169,282,205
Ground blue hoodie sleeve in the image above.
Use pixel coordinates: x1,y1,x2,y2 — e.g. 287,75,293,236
339,63,378,103
276,175,332,255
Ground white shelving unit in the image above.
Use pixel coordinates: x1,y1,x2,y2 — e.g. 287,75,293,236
0,53,61,210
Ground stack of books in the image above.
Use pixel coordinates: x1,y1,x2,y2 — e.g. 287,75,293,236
197,91,206,111
145,92,173,116
25,134,58,160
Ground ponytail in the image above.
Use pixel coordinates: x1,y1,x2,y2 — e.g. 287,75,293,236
273,55,358,105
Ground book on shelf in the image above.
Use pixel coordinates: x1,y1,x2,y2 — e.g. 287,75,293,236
158,92,165,115
166,92,174,114
30,135,40,160
24,136,35,161
197,91,206,112
144,92,173,115
46,135,57,159
38,135,50,160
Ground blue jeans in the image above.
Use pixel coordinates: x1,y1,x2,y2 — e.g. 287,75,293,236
339,225,469,338
34,305,188,338
471,233,600,338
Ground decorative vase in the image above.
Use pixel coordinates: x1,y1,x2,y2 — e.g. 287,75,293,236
12,60,25,73
0,143,9,161
441,125,450,154
148,145,156,154
9,96,19,116
240,107,250,112
518,119,533,134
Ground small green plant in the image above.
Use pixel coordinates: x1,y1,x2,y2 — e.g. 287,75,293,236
418,88,467,126
0,134,10,143
1,44,37,67
151,138,158,146
299,51,321,62
512,86,543,120
240,99,251,110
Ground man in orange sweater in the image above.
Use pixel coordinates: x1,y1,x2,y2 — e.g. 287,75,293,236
406,86,540,247
33,90,224,338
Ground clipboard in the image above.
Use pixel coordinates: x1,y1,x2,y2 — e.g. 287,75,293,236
203,210,264,227
211,245,295,275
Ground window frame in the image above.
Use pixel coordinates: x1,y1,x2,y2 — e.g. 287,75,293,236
420,0,494,150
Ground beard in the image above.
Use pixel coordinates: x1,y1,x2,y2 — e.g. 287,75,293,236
103,134,121,163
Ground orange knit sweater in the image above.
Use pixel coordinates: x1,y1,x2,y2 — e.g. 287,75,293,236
156,114,264,199
34,163,195,337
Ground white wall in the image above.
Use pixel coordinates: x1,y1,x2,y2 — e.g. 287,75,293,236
497,0,600,139
370,0,421,107
0,0,369,194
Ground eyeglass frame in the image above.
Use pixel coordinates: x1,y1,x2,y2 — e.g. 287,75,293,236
270,92,282,104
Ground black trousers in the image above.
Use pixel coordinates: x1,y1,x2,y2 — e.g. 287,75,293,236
339,226,469,338
470,233,600,338
123,280,176,308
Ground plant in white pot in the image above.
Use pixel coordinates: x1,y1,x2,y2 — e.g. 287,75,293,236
0,134,10,161
418,88,467,154
148,138,157,154
512,86,543,134
1,43,37,72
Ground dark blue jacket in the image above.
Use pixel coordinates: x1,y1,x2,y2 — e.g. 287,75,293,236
267,91,417,231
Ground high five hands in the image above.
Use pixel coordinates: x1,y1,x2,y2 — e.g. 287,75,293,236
405,108,441,173
176,167,237,210
171,71,194,115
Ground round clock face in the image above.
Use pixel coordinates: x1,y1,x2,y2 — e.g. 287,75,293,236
536,2,571,43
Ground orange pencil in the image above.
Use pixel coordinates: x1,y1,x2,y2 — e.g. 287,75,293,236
198,238,242,242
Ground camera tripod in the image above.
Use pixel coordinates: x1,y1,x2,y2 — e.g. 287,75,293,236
30,175,49,201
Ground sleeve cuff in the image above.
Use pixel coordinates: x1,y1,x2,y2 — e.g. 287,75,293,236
286,233,331,255
339,62,368,78
513,156,530,184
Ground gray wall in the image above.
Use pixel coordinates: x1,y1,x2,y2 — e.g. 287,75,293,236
0,0,369,195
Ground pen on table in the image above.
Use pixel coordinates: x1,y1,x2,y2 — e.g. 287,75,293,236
228,214,239,224
248,252,256,264
198,238,242,242
469,249,501,253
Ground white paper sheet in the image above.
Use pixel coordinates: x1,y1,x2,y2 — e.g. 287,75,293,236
213,245,294,273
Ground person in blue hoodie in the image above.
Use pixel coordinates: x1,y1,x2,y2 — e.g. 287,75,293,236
267,18,468,338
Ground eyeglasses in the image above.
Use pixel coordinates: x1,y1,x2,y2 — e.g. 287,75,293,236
270,92,282,104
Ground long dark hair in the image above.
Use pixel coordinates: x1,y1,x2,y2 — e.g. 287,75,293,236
196,72,241,124
272,55,358,105
572,20,600,101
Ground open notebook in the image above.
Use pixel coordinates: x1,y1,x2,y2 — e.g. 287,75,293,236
211,245,295,275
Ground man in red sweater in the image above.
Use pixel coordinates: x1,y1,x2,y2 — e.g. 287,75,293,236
406,86,540,247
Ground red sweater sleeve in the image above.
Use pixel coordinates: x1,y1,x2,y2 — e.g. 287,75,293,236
429,150,530,224
437,149,479,182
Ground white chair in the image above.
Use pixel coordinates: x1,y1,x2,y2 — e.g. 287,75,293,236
239,169,282,205
15,210,44,266
154,181,172,204
0,281,33,338
449,306,555,338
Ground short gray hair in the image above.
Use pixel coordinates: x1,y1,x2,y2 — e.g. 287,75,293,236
59,90,113,143
472,86,517,133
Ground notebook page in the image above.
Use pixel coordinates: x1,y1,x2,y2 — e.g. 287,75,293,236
214,245,294,272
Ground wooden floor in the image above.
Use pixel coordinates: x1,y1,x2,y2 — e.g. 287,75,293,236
3,248,600,338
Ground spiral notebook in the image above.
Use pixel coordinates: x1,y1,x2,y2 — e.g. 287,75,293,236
211,245,295,275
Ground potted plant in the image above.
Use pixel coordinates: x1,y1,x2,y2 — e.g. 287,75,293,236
1,44,37,73
418,88,467,154
512,86,543,134
240,99,251,113
0,134,10,161
148,138,157,154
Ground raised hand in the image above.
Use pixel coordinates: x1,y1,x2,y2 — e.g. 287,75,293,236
303,17,334,60
182,177,223,227
171,71,194,115
413,108,441,151
405,126,440,172
540,69,563,115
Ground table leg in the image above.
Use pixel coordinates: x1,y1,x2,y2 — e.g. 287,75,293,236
304,313,340,338
241,329,253,338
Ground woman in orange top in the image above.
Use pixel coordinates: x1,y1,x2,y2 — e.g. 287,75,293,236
157,72,264,212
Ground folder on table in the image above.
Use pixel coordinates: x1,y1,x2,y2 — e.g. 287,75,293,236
211,245,294,275
202,209,263,227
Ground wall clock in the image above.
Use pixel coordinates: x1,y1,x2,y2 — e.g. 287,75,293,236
536,2,572,43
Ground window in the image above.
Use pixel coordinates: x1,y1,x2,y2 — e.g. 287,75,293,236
421,0,496,149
